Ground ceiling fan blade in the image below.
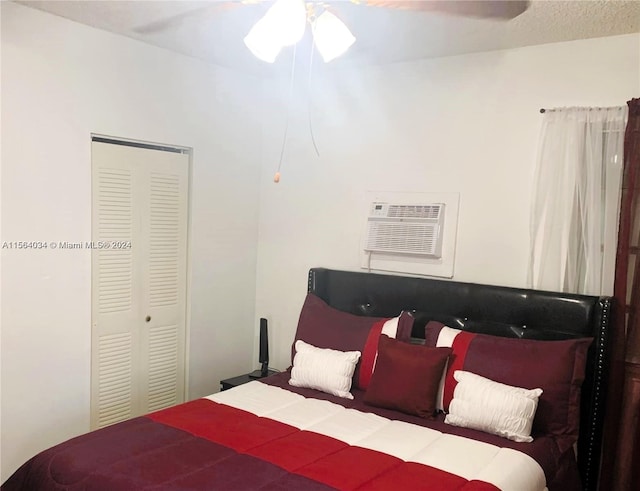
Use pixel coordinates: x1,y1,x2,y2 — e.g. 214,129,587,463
133,2,242,34
361,1,529,20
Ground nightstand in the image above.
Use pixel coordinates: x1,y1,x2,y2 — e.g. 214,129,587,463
220,370,278,391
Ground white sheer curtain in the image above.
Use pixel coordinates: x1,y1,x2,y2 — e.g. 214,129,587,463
528,106,627,296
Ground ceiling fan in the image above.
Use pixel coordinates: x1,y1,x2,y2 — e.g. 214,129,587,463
134,1,527,181
134,1,530,36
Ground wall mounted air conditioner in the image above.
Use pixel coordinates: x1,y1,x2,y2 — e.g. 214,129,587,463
364,202,445,258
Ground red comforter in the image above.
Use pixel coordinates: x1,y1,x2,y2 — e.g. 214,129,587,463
1,373,580,490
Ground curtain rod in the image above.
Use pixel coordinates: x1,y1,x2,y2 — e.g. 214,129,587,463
540,106,625,114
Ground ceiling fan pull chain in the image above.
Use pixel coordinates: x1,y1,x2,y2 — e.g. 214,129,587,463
308,41,320,158
274,43,298,183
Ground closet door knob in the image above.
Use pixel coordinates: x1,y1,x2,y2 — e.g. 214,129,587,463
145,316,151,322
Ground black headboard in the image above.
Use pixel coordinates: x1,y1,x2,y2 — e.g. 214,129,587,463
308,267,611,491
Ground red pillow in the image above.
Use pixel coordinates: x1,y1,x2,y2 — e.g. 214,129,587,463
292,293,413,389
425,321,592,451
364,335,452,419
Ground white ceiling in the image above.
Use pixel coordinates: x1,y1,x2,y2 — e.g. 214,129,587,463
16,0,640,74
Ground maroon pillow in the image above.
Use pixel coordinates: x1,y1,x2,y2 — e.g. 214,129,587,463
364,335,452,419
425,321,592,451
292,293,413,389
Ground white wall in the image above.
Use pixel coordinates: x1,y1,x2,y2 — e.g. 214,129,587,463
254,34,640,372
1,2,263,481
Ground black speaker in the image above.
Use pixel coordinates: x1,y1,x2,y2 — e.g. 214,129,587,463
258,317,269,376
249,318,272,379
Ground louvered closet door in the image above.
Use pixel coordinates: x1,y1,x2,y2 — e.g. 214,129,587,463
91,141,189,429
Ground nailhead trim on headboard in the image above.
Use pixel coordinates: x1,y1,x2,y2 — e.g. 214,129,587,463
583,297,611,491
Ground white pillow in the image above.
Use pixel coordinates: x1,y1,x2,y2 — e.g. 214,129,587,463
289,340,361,399
444,370,543,443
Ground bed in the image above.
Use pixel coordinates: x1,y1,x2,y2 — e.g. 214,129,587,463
1,267,611,491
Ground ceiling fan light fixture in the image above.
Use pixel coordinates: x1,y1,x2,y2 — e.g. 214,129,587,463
264,0,307,47
244,16,283,63
311,11,356,63
244,0,307,62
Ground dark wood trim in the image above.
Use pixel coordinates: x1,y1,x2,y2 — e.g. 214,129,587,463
612,364,640,490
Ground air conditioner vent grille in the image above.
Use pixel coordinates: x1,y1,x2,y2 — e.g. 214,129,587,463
366,222,438,255
364,202,445,258
387,205,441,219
